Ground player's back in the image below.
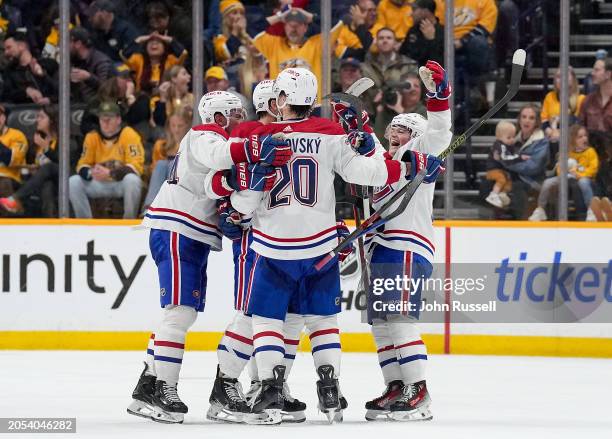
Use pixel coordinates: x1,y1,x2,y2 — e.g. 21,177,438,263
233,116,392,260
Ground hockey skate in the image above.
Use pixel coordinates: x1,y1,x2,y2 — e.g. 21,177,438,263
389,380,433,421
280,381,306,423
126,362,157,420
245,380,261,403
150,380,188,424
207,367,251,423
246,365,285,425
365,380,404,421
316,365,344,424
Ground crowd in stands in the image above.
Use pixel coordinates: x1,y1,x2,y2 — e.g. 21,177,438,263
0,0,609,221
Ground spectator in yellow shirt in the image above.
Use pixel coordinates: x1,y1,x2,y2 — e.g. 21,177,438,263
374,0,445,42
541,67,586,142
253,8,343,100
0,104,28,199
454,0,498,77
69,102,144,219
122,32,187,94
529,125,599,221
335,0,382,60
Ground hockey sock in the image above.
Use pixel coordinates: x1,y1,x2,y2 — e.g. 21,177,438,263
154,305,197,385
387,320,427,384
217,312,253,379
283,313,305,376
144,333,156,376
252,315,285,380
372,322,403,384
305,315,341,375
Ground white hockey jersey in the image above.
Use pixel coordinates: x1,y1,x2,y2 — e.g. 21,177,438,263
142,124,238,250
230,117,405,260
368,107,452,263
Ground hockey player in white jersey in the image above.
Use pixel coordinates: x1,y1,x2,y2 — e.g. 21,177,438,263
204,80,308,424
363,61,452,422
127,90,289,424
225,67,445,424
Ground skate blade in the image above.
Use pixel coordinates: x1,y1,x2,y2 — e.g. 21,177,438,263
151,406,185,424
244,409,282,425
365,409,393,422
206,403,246,424
127,399,155,420
390,406,433,422
281,410,306,423
320,407,343,424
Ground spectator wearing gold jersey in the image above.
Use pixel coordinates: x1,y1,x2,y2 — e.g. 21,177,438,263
0,104,28,201
0,106,65,217
69,102,144,219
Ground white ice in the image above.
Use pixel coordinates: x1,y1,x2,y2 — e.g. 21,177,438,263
2,351,611,439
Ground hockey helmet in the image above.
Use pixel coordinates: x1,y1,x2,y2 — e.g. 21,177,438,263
390,113,428,139
198,91,245,127
273,68,317,108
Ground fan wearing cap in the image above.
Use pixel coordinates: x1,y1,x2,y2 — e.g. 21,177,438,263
252,7,344,101
88,0,142,62
205,66,254,119
214,0,250,63
0,105,28,199
69,101,144,219
70,26,113,102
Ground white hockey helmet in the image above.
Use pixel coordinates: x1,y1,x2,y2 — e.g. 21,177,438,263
273,67,317,108
390,113,428,139
252,79,278,117
198,91,245,127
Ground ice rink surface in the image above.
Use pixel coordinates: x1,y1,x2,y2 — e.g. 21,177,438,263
2,351,611,439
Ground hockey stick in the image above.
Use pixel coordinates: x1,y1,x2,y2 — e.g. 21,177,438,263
315,49,527,271
326,78,375,293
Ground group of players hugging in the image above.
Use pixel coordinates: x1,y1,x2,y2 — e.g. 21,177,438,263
125,59,452,425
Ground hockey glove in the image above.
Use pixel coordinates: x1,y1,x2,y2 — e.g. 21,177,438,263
347,130,376,157
401,150,445,183
227,162,277,192
330,100,370,133
217,200,243,240
245,133,292,166
336,220,354,262
419,60,452,100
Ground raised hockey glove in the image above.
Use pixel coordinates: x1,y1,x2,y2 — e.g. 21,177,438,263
330,100,370,133
245,133,292,166
401,150,445,183
227,162,276,192
419,60,452,100
217,200,243,240
347,130,376,157
336,220,354,262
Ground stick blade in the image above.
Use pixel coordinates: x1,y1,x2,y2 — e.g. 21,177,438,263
512,49,526,67
345,77,375,97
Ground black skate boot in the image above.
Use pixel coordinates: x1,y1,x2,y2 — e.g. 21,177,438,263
151,380,188,424
245,380,261,404
316,365,344,424
207,367,251,423
280,381,306,423
127,362,156,419
247,365,285,425
389,380,432,421
364,380,404,421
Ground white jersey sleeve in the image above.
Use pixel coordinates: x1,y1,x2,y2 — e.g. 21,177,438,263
141,124,232,249
369,107,452,263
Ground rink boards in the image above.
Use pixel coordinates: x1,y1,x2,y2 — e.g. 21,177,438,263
0,219,611,357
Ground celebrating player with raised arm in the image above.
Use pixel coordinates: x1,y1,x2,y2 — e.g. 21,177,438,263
364,61,452,422
224,67,444,424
